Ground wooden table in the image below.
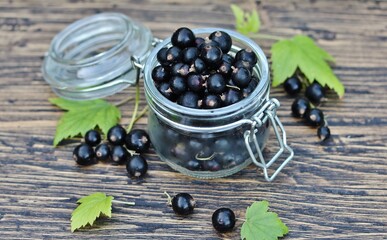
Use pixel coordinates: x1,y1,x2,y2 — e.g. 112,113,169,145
1,0,386,239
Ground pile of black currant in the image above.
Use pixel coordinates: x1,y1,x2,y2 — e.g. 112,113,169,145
152,27,259,109
284,76,331,141
72,125,150,178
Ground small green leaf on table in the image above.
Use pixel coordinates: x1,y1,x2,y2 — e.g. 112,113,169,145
71,192,114,232
241,201,288,240
230,4,260,35
49,98,121,146
271,35,344,97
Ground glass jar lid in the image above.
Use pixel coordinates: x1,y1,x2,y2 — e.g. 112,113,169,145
42,12,154,100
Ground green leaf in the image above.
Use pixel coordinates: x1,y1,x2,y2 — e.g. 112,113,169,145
230,4,260,35
241,201,288,240
71,192,114,232
49,98,121,146
271,35,344,97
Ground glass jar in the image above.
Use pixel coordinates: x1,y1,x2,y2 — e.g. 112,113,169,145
144,28,293,181
42,12,154,100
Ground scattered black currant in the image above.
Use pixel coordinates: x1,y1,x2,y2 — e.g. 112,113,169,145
284,76,302,96
95,143,111,161
317,126,331,141
209,30,232,53
212,208,236,233
171,27,195,49
291,97,310,118
73,143,95,165
107,125,126,145
110,145,129,165
125,129,151,153
305,108,325,126
305,82,325,104
126,155,148,178
171,193,196,215
84,129,101,147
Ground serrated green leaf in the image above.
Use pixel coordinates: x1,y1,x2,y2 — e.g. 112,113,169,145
230,4,260,35
271,35,344,97
71,192,114,232
241,201,288,240
50,98,121,146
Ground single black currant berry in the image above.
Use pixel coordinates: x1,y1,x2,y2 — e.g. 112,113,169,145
187,74,204,93
73,143,95,165
171,27,196,49
207,73,226,94
107,125,127,145
291,97,310,118
243,77,258,97
231,67,251,88
235,48,257,66
152,65,169,83
177,91,200,108
198,39,220,51
157,47,169,66
222,89,243,106
305,82,325,104
233,60,253,72
110,145,129,165
194,37,206,48
190,58,207,74
222,53,234,64
213,137,231,152
317,126,331,141
171,193,196,215
84,129,101,147
212,208,236,233
126,155,148,178
202,94,222,109
200,44,223,68
166,46,182,64
125,129,151,153
95,143,111,161
284,76,302,95
170,76,187,95
209,30,232,53
202,158,222,171
217,61,232,77
187,139,204,152
182,47,199,64
171,143,190,159
305,108,325,126
186,159,202,171
158,82,176,101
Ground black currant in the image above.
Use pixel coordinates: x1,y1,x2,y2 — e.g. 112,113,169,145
201,158,221,171
194,37,205,48
291,97,310,118
170,75,187,95
190,58,207,74
209,30,232,53
305,82,325,104
186,159,202,171
110,145,129,165
126,155,148,178
84,129,101,147
171,63,190,77
73,143,95,165
198,39,220,51
213,137,231,152
243,77,258,97
166,46,182,64
284,76,302,95
200,44,223,68
182,47,199,64
157,47,169,67
305,108,325,126
231,67,251,88
158,82,176,101
187,139,204,153
125,129,151,153
207,73,226,94
212,208,236,233
235,48,257,66
171,27,196,48
171,193,196,215
217,61,232,77
107,125,126,145
202,94,221,109
171,143,190,159
222,53,234,64
95,143,111,161
187,74,204,93
317,126,331,141
152,65,169,83
177,91,200,108
233,60,253,72
222,89,242,106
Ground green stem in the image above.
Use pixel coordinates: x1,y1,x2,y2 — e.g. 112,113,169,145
248,33,285,41
114,96,134,107
127,82,140,132
111,199,135,206
134,106,149,123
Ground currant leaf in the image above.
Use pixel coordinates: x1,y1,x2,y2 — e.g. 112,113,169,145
230,4,260,35
241,201,288,240
271,35,344,97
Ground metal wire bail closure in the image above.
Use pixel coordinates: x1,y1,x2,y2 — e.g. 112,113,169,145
244,98,294,181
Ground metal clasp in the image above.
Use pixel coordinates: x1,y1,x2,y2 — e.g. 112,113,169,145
244,98,294,182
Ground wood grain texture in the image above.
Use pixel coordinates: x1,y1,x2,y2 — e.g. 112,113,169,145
0,0,386,239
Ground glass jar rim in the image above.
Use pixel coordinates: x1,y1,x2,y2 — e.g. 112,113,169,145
144,27,270,118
